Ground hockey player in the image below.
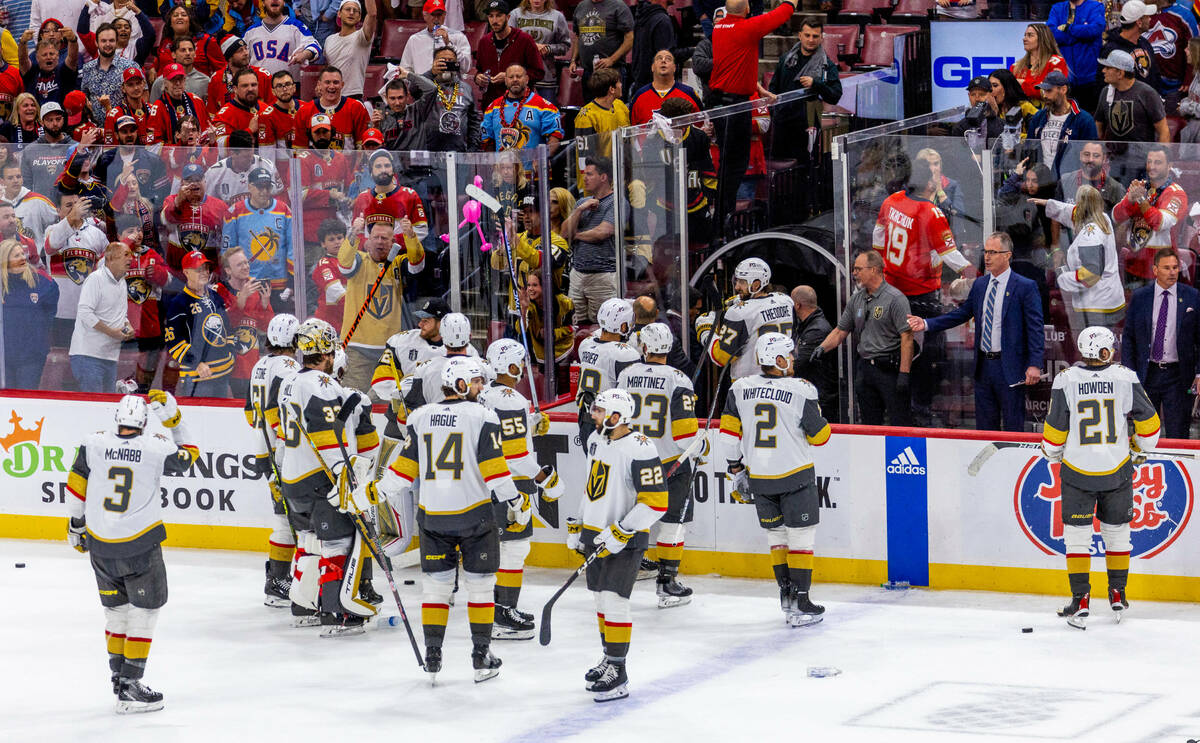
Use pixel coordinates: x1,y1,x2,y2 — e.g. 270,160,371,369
66,391,199,713
576,297,640,449
371,297,453,436
1042,326,1161,629
694,257,793,380
719,333,832,627
478,339,562,639
402,312,481,413
244,313,301,608
375,357,529,682
276,317,380,636
616,323,700,607
566,388,667,702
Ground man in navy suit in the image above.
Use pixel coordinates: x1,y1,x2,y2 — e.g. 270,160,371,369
907,232,1044,431
1121,248,1200,439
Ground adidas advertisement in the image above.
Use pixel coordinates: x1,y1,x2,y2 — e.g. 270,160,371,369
886,445,926,476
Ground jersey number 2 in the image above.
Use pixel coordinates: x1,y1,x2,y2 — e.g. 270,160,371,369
105,466,134,513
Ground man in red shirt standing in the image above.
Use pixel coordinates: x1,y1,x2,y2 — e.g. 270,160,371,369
104,67,157,146
213,69,268,147
708,0,795,231
351,151,429,241
293,66,371,150
297,113,353,264
148,64,209,146
208,36,274,118
474,0,545,112
258,70,301,153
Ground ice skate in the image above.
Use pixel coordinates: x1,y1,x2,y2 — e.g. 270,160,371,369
584,657,609,684
290,605,320,628
358,580,383,606
1109,588,1128,622
636,557,659,581
264,563,291,608
786,588,825,628
1058,593,1089,630
425,646,442,685
589,661,628,702
471,645,502,683
491,605,535,640
115,678,164,714
319,613,366,638
656,576,693,608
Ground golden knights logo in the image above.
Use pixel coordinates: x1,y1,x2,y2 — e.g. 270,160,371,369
368,285,394,320
586,460,610,502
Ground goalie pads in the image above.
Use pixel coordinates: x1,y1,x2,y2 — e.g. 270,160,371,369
290,532,320,611
336,532,378,619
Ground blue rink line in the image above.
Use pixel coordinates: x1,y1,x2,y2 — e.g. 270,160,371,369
504,603,878,742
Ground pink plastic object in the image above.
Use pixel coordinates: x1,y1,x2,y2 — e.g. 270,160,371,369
440,175,492,252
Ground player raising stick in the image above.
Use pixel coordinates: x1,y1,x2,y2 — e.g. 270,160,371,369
66,391,199,713
694,258,793,380
478,339,563,638
1041,327,1161,629
616,322,700,607
567,389,668,702
720,333,832,627
375,357,529,683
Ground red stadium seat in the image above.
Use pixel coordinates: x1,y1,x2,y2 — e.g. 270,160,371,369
298,64,322,101
891,0,934,18
838,0,891,21
379,20,425,60
822,24,861,65
362,64,388,99
857,25,921,68
557,65,583,109
465,21,489,50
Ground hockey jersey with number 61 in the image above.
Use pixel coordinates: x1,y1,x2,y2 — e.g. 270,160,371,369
719,374,831,495
615,361,699,464
245,353,301,468
1042,363,1160,490
705,293,794,379
579,431,667,547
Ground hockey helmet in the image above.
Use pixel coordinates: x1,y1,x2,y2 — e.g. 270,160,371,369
332,348,348,380
114,394,149,430
1077,326,1116,361
734,257,771,293
592,388,635,432
267,313,300,348
639,322,673,356
597,298,634,336
442,356,485,394
755,332,794,371
487,338,526,381
440,312,472,348
295,317,338,356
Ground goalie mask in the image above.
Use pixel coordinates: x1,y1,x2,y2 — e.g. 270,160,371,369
295,318,338,356
487,338,526,382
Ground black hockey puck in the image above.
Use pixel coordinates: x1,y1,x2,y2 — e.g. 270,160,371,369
1021,627,1033,633
14,562,25,568
403,579,415,585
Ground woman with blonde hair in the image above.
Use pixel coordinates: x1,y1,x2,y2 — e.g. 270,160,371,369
549,187,574,237
0,93,41,147
1,238,58,389
1033,185,1125,339
1011,24,1070,103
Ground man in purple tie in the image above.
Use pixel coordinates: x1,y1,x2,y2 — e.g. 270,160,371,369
1121,247,1200,439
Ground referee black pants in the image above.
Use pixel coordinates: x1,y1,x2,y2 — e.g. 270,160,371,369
855,357,911,427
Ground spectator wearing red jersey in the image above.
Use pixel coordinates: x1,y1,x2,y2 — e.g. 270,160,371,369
149,36,212,102
0,50,26,122
103,67,158,146
117,212,172,394
207,36,274,118
160,163,228,272
293,65,371,150
216,244,274,399
297,114,353,266
351,151,429,241
149,63,209,146
212,68,268,146
1113,144,1187,284
1010,24,1070,103
63,89,102,143
708,0,795,231
474,0,545,112
258,70,300,153
630,49,702,125
162,115,219,191
155,4,225,76
312,218,349,332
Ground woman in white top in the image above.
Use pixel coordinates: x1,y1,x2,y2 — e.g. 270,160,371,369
509,0,571,104
323,0,378,99
1034,185,1126,339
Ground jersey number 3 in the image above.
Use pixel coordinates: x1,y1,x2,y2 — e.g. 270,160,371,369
105,466,134,513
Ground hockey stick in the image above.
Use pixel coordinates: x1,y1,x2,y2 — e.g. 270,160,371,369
539,548,601,646
966,440,1197,477
342,242,402,349
252,401,289,518
332,394,425,670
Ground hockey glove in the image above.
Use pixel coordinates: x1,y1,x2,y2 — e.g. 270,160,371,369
729,469,752,504
1041,442,1063,464
565,517,583,555
1131,443,1147,466
596,521,636,557
532,411,551,437
506,493,532,531
694,311,715,346
67,517,88,553
267,475,283,505
537,465,564,501
147,389,180,427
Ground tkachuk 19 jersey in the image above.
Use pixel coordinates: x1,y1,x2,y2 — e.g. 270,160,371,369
579,431,667,544
245,353,301,469
719,375,831,494
616,361,699,465
705,293,793,379
1042,363,1161,490
381,398,520,532
477,383,542,482
872,191,960,296
66,424,199,558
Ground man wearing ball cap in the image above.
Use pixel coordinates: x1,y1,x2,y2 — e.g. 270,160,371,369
148,62,208,146
1099,0,1162,91
295,113,354,260
102,66,156,146
1094,48,1169,147
162,249,236,396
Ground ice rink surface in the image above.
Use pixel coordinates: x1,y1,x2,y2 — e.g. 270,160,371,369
4,538,1200,743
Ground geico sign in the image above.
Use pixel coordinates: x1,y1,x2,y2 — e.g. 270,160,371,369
934,56,1017,88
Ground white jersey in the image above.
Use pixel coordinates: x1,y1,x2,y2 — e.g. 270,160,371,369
1046,201,1126,315
245,353,300,466
477,382,541,481
244,17,321,76
380,398,520,531
1042,363,1160,489
576,337,640,403
371,330,442,401
706,293,795,379
276,367,379,489
402,349,481,413
719,374,831,495
616,361,699,465
203,155,281,208
66,422,198,558
579,431,666,537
